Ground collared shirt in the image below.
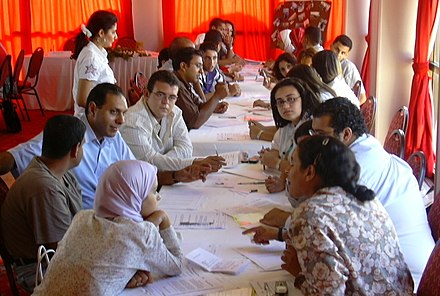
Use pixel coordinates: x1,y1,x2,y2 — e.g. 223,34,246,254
73,42,116,116
199,67,225,94
9,114,135,209
174,71,203,130
120,98,194,171
328,76,360,107
350,134,434,289
272,120,306,160
341,58,366,95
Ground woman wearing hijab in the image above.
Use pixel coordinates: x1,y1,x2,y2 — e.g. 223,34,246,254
33,160,183,295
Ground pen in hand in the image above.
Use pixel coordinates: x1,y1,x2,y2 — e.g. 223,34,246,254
214,144,219,156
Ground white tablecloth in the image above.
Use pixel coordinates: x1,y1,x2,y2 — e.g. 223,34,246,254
22,52,158,111
121,168,302,296
190,67,273,158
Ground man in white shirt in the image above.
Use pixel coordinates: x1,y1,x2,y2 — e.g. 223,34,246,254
311,97,434,290
302,26,324,52
330,34,367,104
120,70,225,172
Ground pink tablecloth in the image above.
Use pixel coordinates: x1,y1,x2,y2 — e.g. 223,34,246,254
22,53,158,111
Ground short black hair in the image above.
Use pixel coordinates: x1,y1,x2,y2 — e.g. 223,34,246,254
333,34,353,50
294,119,312,144
42,115,86,159
85,83,124,115
199,41,218,53
172,47,202,71
312,97,367,137
304,26,321,45
204,30,223,47
312,50,339,84
146,70,180,93
273,52,297,80
209,18,224,29
297,135,375,202
158,47,170,68
270,78,321,128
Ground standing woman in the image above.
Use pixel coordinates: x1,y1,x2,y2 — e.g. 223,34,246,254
260,78,321,192
72,10,118,116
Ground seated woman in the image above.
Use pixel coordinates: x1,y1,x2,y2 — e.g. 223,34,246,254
244,136,414,295
259,78,320,192
287,64,336,102
297,47,317,66
33,160,183,295
312,50,360,107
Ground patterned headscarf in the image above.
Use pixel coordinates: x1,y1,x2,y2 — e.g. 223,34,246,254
94,160,157,222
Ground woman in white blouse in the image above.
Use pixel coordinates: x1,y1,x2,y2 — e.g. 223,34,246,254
33,160,183,295
71,10,118,116
260,78,321,193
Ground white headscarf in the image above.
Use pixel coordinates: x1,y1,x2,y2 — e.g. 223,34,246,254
94,160,157,222
280,29,295,53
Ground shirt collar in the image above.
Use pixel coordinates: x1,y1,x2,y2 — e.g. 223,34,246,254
143,97,175,136
81,114,113,146
88,41,108,59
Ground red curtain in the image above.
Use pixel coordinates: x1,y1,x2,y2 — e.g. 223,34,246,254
162,0,345,61
0,0,133,61
405,0,439,177
360,0,371,97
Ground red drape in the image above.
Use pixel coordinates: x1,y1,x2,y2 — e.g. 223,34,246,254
0,0,133,61
360,0,371,97
162,0,345,61
405,0,439,177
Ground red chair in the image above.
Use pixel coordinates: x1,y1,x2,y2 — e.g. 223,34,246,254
114,36,137,50
407,151,427,190
417,240,440,295
386,106,409,141
383,129,405,159
10,50,28,120
429,193,440,242
352,80,362,99
127,72,148,106
360,96,377,134
0,42,7,67
17,47,45,118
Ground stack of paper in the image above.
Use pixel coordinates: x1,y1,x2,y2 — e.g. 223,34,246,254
186,247,249,275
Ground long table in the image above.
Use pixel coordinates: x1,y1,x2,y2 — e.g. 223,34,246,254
189,66,274,158
22,52,158,111
121,166,302,296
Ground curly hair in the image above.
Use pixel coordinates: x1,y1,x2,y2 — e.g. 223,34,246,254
312,97,367,137
297,135,375,202
270,78,321,128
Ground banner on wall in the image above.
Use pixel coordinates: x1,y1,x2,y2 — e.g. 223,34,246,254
271,1,332,52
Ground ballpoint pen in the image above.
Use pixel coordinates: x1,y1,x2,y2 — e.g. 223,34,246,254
214,144,219,156
237,181,265,185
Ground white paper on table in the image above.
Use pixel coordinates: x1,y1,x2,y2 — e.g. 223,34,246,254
205,117,245,128
222,163,266,180
250,274,302,296
159,190,203,210
169,211,227,229
237,240,286,271
205,287,253,296
216,133,250,141
186,247,249,275
219,151,242,167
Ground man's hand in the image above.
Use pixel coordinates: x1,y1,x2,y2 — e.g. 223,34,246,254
193,156,226,172
125,270,153,288
214,82,229,100
281,245,301,276
145,210,171,230
242,225,278,244
259,149,280,169
174,164,211,183
214,101,229,114
265,176,286,193
228,83,241,97
259,208,290,228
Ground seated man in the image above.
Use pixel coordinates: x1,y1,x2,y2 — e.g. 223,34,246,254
330,34,367,104
199,42,240,98
120,70,225,172
0,83,208,208
173,47,229,129
302,26,324,52
1,115,85,291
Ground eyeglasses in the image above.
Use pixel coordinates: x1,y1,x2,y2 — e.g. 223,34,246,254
276,96,300,107
152,91,178,102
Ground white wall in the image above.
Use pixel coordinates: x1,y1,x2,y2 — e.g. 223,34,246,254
132,0,163,51
345,0,369,68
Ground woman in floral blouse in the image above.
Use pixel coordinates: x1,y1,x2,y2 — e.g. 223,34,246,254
282,135,414,295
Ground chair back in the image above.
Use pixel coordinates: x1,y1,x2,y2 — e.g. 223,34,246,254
128,72,147,106
0,42,7,66
114,37,137,50
35,245,55,287
386,106,409,140
352,80,362,98
13,50,25,86
384,129,405,158
407,151,427,190
429,193,440,242
0,178,19,296
360,96,377,133
417,240,440,295
0,55,12,88
21,47,44,89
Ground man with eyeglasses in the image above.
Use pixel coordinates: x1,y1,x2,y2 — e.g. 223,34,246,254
120,70,226,180
311,97,434,291
172,47,229,129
